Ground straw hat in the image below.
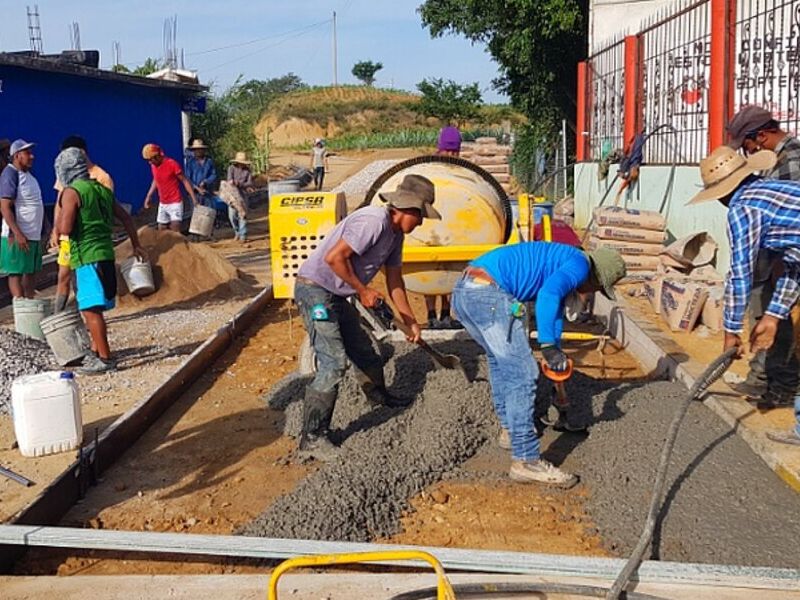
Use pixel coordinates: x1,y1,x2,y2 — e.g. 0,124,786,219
688,146,777,204
231,151,251,165
187,139,208,150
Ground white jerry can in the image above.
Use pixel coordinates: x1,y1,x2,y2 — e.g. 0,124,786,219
11,371,83,457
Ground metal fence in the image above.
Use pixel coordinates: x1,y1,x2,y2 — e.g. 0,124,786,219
735,0,800,136
640,0,712,163
588,38,626,161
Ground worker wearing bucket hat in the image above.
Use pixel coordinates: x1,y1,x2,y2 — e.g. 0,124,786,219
451,242,626,487
690,145,800,446
294,174,439,461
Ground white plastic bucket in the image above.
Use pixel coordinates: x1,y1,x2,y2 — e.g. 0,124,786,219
40,309,91,366
120,257,156,296
12,371,82,457
13,297,53,341
189,204,216,237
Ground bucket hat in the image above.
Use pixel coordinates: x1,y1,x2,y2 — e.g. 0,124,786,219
727,105,774,149
231,151,251,165
187,139,208,150
688,146,777,204
141,143,163,160
586,246,627,301
379,174,441,220
10,139,35,156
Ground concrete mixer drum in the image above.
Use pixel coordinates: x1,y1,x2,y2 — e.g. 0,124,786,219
364,155,512,296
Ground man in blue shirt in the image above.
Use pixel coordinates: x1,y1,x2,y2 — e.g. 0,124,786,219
452,243,626,487
690,145,800,446
184,139,217,208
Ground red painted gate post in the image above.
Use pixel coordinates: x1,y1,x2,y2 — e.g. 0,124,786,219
576,61,589,161
623,35,640,147
709,0,736,151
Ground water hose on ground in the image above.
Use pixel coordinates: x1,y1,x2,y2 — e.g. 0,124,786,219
604,348,738,599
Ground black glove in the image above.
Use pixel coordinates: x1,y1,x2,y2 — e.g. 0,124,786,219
542,345,569,372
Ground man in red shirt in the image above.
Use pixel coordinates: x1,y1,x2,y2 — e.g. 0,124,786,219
142,143,197,232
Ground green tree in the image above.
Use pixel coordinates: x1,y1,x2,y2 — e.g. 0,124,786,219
192,74,307,171
351,61,383,86
418,0,586,132
416,78,482,125
110,57,161,76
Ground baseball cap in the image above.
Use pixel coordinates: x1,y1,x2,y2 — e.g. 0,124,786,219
10,139,35,156
142,143,163,160
727,106,774,149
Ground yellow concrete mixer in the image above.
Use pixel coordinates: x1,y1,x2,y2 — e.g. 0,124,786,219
270,155,524,299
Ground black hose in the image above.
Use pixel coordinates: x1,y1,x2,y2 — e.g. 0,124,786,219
390,581,665,599
604,348,738,600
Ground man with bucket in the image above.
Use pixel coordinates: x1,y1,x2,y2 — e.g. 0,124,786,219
56,147,145,374
690,145,800,446
142,143,198,232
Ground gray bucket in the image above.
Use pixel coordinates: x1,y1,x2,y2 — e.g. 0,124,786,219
188,204,216,237
40,310,91,366
13,297,53,341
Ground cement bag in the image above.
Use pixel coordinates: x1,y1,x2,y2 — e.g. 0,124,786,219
218,180,248,218
623,255,661,271
660,232,717,270
554,197,575,217
701,286,724,332
643,277,664,313
594,225,667,244
588,236,663,256
660,280,709,332
593,206,666,232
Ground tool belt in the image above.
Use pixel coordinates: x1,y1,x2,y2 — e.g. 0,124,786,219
463,267,496,286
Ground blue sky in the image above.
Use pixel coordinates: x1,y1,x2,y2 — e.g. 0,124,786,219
1,1,508,102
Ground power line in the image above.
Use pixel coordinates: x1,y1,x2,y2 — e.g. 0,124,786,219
186,19,332,57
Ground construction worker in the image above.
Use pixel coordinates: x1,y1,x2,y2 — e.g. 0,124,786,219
185,139,217,208
690,145,800,446
725,106,800,409
142,143,198,232
294,174,440,460
451,243,626,487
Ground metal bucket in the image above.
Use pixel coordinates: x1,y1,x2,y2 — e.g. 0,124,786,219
40,309,91,366
120,257,156,296
188,204,217,237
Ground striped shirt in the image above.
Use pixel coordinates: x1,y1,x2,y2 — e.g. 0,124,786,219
725,176,800,332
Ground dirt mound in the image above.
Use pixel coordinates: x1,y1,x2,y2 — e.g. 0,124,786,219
115,228,246,311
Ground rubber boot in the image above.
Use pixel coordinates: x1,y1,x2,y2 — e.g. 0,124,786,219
298,388,338,461
356,368,413,408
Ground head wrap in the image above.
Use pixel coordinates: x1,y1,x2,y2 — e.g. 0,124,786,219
55,147,89,187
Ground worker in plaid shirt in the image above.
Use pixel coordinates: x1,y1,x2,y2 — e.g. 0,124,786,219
725,106,800,408
691,145,800,446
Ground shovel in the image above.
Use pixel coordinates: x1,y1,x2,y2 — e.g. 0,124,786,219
392,318,468,380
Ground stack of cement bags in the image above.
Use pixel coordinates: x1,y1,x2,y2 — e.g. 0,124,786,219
587,206,667,273
461,138,513,195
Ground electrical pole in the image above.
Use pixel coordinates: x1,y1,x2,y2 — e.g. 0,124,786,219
332,11,338,86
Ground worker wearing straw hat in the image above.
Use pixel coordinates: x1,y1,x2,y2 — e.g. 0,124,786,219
224,151,254,242
690,145,800,446
185,139,217,208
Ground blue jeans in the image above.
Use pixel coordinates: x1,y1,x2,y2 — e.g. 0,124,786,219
793,394,800,437
228,205,247,240
294,280,384,395
452,275,540,461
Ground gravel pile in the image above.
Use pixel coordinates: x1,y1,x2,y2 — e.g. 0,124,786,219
562,380,800,567
332,159,400,200
247,341,496,542
0,327,58,415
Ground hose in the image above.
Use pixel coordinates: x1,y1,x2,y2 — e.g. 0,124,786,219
390,581,665,599
604,347,738,599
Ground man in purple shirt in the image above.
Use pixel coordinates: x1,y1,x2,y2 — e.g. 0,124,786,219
294,174,440,460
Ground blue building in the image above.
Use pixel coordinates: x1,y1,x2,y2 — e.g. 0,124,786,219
0,53,204,213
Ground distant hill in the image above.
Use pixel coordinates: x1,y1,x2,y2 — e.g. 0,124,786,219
255,85,525,148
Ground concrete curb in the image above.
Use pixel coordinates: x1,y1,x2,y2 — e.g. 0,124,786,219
594,294,800,494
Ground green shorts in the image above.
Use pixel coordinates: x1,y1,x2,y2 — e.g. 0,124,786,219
1,237,43,275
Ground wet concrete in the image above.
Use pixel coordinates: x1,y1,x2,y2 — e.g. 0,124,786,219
252,343,800,568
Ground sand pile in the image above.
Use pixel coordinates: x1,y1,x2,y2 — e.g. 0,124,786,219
115,227,246,310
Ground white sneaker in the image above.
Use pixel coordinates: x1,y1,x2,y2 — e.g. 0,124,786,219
509,459,578,488
498,428,512,450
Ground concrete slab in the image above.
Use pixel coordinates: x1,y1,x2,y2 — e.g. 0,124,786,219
594,294,800,493
3,573,800,600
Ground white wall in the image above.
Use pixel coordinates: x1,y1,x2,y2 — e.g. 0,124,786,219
590,0,679,53
574,162,732,272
